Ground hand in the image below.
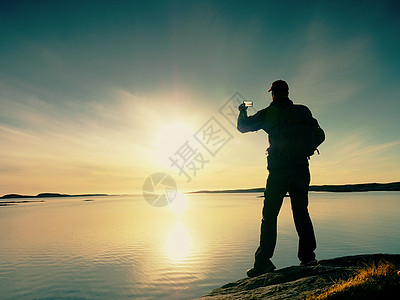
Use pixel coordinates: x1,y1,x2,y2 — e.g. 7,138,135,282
238,102,247,111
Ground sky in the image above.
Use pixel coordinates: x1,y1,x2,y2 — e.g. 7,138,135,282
1,0,399,195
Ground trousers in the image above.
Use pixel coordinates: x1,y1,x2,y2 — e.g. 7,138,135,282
254,166,316,266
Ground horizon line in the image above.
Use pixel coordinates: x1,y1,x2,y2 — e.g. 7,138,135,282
1,181,400,199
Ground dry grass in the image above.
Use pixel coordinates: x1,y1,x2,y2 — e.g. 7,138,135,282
308,261,400,300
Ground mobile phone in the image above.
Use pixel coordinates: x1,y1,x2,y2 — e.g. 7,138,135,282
244,101,253,107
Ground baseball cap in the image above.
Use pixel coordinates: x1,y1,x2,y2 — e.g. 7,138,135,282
268,80,289,92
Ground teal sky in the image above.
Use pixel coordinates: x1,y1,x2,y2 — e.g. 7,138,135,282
1,0,399,195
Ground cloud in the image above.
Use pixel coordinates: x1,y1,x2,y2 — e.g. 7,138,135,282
311,129,400,184
0,81,222,194
0,87,160,194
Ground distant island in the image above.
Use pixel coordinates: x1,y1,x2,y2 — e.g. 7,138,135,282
1,193,108,199
189,181,400,194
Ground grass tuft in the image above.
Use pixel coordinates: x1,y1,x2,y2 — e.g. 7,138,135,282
308,260,400,300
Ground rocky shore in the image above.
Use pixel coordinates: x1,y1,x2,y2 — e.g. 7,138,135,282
198,254,400,299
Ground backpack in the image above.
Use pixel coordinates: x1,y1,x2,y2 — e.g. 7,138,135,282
272,104,325,158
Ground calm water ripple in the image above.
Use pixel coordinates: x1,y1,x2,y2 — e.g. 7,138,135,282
1,192,399,299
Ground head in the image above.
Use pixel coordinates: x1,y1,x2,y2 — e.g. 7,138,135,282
268,80,289,100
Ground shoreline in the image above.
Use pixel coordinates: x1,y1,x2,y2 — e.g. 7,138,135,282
0,193,109,200
2,182,399,200
189,181,400,194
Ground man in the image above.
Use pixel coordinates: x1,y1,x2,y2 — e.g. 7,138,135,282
237,80,318,277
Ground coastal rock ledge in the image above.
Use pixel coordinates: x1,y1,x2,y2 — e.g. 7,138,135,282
198,254,400,300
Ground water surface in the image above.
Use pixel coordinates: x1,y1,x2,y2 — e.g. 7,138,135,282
0,192,399,299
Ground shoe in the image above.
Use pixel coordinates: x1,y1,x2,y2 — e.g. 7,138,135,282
300,259,318,267
246,261,276,277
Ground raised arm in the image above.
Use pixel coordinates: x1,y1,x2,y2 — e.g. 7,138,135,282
237,105,267,133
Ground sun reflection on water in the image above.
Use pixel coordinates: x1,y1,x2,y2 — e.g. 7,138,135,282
163,192,193,262
164,221,192,263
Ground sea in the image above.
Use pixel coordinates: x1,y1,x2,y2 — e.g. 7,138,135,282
0,191,399,299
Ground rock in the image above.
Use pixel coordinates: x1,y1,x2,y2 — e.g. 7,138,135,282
198,254,400,299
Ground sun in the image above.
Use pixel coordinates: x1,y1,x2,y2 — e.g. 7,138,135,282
155,122,194,166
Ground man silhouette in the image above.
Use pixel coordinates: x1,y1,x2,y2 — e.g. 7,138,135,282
237,80,318,277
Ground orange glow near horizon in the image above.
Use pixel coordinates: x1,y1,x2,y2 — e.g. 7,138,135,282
1,88,399,196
